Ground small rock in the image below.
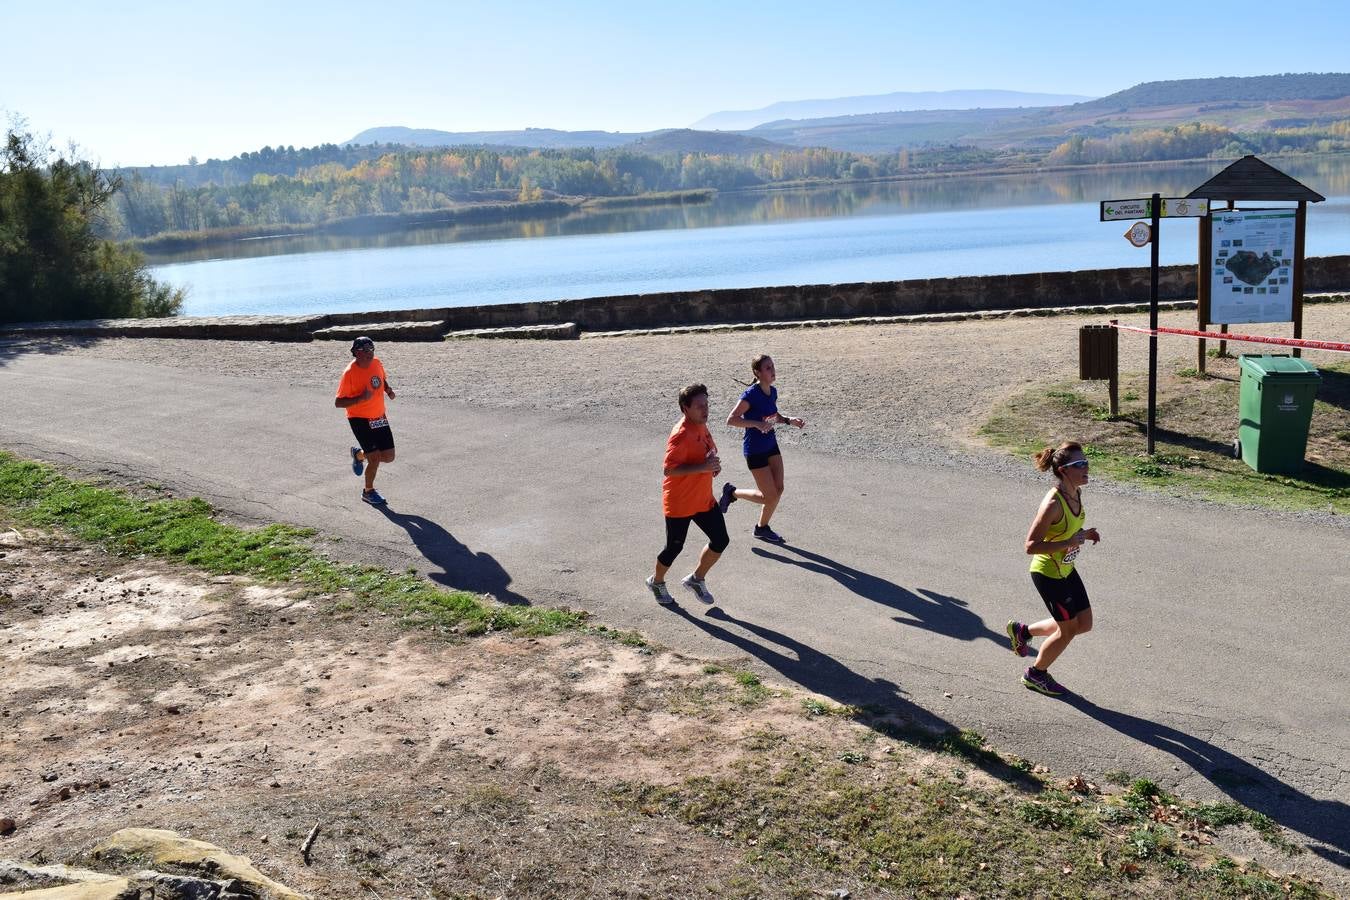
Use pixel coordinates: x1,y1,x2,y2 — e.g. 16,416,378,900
0,817,15,836
943,692,953,699
42,773,58,783
431,805,446,816
484,727,497,735
57,787,71,800
165,705,181,715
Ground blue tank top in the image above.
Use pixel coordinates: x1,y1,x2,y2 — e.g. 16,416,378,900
740,384,779,456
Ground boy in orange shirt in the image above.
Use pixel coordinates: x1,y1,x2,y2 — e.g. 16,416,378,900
335,336,397,506
647,383,733,606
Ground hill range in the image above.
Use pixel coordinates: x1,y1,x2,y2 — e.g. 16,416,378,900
346,73,1350,156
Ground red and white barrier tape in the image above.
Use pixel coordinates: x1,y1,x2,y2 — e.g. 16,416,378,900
1110,323,1350,354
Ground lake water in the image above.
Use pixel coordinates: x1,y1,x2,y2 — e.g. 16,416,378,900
150,157,1350,317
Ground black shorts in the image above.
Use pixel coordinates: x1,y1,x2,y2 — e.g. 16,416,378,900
745,446,782,470
349,416,395,453
1031,569,1091,622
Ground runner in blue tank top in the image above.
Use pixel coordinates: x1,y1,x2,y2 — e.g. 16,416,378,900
718,355,805,544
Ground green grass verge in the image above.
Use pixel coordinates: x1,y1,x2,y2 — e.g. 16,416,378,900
980,359,1350,514
612,737,1326,898
0,452,584,636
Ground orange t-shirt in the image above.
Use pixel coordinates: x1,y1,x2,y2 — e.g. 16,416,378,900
662,419,717,518
336,358,388,420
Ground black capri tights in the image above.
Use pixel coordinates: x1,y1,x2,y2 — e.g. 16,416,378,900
658,506,730,567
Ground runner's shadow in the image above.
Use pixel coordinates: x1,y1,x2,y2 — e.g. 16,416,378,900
672,605,1034,787
374,508,528,605
673,603,943,729
751,545,1007,648
1067,695,1350,866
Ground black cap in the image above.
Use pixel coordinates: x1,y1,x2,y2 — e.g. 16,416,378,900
350,336,375,353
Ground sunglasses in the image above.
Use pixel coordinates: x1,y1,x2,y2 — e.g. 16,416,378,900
1061,459,1089,469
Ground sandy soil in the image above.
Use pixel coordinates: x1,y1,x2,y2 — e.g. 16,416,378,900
1,526,948,898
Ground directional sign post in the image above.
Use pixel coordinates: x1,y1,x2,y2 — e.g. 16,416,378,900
1100,197,1209,221
1147,193,1160,455
1099,194,1203,454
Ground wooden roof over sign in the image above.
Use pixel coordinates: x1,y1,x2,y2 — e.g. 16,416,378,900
1186,155,1325,202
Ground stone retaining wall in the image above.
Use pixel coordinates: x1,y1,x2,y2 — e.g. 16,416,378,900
5,255,1349,341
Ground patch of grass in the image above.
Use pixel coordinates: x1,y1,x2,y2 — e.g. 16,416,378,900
979,357,1350,514
802,697,857,718
611,739,1331,898
731,670,772,707
0,452,586,637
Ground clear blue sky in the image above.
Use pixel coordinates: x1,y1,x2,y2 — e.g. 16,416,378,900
3,0,1348,166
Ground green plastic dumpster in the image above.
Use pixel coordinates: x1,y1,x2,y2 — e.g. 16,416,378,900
1234,355,1321,473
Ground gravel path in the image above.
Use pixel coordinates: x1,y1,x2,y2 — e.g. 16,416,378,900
29,301,1349,482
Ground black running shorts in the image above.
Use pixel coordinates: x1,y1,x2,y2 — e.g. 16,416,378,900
745,447,782,470
349,416,395,453
1031,569,1091,622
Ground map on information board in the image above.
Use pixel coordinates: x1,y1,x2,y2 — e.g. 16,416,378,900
1210,209,1297,324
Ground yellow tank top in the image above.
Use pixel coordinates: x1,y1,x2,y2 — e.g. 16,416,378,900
1029,489,1085,579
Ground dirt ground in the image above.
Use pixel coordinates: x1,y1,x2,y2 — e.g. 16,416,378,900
1,525,958,898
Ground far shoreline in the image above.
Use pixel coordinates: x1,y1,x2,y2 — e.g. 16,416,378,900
135,151,1350,263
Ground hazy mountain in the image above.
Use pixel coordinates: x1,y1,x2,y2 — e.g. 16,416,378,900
690,90,1096,132
346,126,644,149
335,73,1350,160
622,129,793,155
747,73,1350,153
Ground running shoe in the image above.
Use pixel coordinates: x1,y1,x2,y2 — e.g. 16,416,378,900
350,446,364,476
754,524,786,544
1006,620,1033,658
1021,666,1067,697
645,576,674,606
680,573,715,605
361,488,387,506
719,482,738,514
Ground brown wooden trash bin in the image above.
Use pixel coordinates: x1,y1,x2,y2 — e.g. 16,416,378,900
1079,323,1119,415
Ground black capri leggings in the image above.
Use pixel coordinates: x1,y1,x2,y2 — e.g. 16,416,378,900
658,506,730,567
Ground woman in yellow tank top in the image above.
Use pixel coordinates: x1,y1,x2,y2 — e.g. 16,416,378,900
1006,442,1101,697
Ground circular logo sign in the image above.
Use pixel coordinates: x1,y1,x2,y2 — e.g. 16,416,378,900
1124,221,1152,248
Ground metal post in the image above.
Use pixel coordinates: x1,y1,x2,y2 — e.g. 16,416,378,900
1148,193,1160,455
1108,319,1120,417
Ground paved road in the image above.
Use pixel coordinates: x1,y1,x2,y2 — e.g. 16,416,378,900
5,347,1348,878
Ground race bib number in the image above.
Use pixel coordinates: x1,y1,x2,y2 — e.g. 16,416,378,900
1062,546,1080,564
369,416,389,429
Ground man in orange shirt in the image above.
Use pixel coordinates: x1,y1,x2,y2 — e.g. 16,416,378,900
647,383,733,606
335,336,397,506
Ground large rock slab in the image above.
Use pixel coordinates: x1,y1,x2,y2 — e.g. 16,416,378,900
92,828,304,899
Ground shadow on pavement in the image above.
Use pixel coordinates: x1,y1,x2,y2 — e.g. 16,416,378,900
751,544,1007,648
0,335,105,367
375,507,528,606
1068,695,1350,866
672,603,1035,789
